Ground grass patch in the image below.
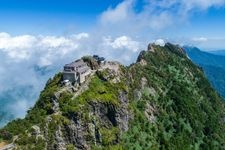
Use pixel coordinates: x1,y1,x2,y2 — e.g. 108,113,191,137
76,75,126,106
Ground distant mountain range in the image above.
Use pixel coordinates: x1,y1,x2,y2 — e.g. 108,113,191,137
184,46,225,98
209,50,225,56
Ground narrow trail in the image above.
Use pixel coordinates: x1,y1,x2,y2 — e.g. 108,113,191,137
0,136,17,150
0,142,7,148
0,143,15,150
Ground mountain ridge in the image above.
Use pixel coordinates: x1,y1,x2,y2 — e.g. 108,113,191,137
209,50,225,56
184,46,225,98
0,43,225,150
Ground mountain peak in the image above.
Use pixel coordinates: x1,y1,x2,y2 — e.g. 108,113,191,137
1,42,225,150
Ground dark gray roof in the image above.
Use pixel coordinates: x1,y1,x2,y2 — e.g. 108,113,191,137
65,59,86,68
77,66,90,73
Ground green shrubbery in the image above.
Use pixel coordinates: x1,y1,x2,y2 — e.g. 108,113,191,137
100,127,119,146
77,76,125,106
122,43,225,149
0,129,12,141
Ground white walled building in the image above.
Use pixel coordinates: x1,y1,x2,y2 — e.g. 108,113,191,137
63,59,91,84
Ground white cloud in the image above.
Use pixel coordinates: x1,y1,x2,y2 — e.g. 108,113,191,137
8,100,30,118
73,32,89,40
99,0,225,34
192,37,208,42
0,32,36,50
0,33,90,65
38,56,53,67
154,39,165,46
0,32,143,67
148,12,173,30
100,0,133,25
188,37,225,50
103,36,140,52
146,0,225,13
40,36,71,48
98,0,176,35
180,0,225,10
0,32,37,60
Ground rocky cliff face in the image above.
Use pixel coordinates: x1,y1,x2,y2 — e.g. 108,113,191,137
0,43,225,150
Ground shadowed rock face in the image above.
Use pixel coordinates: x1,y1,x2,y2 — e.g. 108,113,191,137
148,43,155,52
50,91,131,150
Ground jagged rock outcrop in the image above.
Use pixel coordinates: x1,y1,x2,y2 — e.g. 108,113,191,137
147,43,155,52
64,120,88,150
55,126,67,150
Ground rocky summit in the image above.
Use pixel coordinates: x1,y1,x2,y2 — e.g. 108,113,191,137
0,43,225,150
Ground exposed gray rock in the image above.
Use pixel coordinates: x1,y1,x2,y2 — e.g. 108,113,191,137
88,92,131,132
31,125,41,136
52,98,59,113
116,91,130,132
141,77,148,89
31,125,45,140
145,103,157,123
55,126,67,150
89,101,114,127
84,91,131,145
88,120,96,145
139,59,147,66
44,116,52,149
148,43,155,52
64,120,89,150
148,87,156,97
134,89,142,101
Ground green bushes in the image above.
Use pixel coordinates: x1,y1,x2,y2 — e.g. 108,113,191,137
2,119,29,137
122,43,225,149
66,144,75,150
0,129,12,141
77,76,124,106
100,127,119,146
58,92,76,117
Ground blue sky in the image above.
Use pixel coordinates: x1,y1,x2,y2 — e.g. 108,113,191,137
0,0,123,35
1,0,225,125
0,0,224,41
